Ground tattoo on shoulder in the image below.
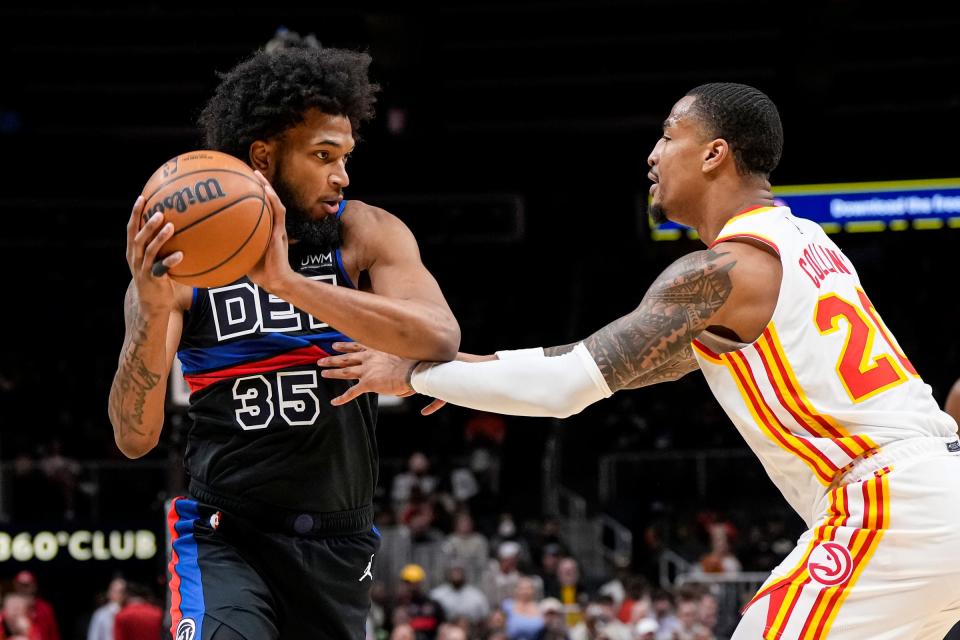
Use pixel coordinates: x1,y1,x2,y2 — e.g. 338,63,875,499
584,249,735,391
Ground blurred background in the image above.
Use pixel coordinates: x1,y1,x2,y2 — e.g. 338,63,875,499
0,2,958,639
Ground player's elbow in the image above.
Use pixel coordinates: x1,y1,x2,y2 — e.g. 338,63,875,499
115,434,159,459
420,316,461,361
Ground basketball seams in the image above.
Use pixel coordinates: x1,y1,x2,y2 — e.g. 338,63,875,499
169,196,269,279
141,167,261,211
170,194,265,237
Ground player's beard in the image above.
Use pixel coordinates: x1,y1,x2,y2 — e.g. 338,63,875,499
648,202,669,225
272,172,343,250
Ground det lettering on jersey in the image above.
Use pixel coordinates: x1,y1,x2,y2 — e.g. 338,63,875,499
798,242,852,289
210,273,337,341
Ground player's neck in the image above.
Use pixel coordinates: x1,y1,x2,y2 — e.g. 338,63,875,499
696,180,774,246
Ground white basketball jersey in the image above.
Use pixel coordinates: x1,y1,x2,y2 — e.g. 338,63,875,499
691,206,957,523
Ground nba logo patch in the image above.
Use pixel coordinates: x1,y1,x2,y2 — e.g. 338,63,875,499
176,618,196,640
209,511,222,530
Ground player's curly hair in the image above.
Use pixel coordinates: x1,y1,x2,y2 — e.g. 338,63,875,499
685,83,783,177
199,30,379,160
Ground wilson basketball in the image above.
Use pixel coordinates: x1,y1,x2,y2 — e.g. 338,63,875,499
139,150,272,288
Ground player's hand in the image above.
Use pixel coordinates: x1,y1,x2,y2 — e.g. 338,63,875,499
247,170,295,294
319,342,446,414
125,195,182,316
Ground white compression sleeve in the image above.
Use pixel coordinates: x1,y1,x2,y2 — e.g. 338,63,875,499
411,343,613,418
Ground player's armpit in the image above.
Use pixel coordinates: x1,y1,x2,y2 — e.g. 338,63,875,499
582,249,736,392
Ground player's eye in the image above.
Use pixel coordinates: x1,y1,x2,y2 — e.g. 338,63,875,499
316,151,330,160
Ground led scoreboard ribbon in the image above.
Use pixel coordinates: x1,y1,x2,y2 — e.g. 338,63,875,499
650,178,960,240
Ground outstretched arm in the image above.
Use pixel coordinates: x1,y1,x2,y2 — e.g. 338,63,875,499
321,248,754,416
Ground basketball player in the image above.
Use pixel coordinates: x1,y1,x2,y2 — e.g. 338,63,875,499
107,37,460,640
320,84,960,638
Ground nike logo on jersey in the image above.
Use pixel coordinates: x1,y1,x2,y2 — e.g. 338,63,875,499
359,554,374,582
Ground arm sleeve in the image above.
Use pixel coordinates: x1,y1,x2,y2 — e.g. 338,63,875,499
411,343,613,418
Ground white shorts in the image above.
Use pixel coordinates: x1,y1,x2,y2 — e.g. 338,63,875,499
733,436,960,640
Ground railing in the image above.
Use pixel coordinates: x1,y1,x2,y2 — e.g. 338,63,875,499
598,449,762,504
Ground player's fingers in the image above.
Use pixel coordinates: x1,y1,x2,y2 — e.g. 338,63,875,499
126,196,145,247
421,399,447,416
151,251,183,278
397,390,416,398
317,353,363,368
141,222,174,275
330,383,365,406
320,366,361,380
131,211,164,266
332,342,366,354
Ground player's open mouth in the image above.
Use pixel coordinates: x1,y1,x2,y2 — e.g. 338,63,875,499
320,199,342,215
648,172,659,194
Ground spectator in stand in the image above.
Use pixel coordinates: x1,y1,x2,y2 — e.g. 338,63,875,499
696,592,719,638
436,623,467,640
502,577,544,640
392,453,439,515
538,544,563,599
535,598,568,640
0,594,39,640
391,624,416,640
86,578,126,640
649,590,680,640
695,525,741,576
634,618,659,640
395,564,445,640
441,511,489,583
670,591,714,640
430,565,490,625
615,577,650,624
569,598,630,640
484,609,507,639
11,572,58,640
482,541,518,607
112,584,162,640
555,558,583,629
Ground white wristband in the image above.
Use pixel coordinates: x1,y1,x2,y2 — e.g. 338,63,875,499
494,347,546,360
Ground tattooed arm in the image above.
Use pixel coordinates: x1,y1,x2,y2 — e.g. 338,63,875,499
320,241,780,415
108,282,185,458
108,196,189,458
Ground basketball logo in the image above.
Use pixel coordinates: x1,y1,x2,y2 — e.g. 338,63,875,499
176,618,196,640
807,542,854,586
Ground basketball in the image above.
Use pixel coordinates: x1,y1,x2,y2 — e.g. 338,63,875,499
139,150,272,288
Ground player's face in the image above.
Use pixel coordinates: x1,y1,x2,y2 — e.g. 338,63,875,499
647,96,708,225
272,109,355,246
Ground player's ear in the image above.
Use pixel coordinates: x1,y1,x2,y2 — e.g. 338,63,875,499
249,140,275,177
702,138,729,174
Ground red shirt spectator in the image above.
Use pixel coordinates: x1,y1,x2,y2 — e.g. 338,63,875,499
0,593,41,640
113,601,162,640
11,572,58,640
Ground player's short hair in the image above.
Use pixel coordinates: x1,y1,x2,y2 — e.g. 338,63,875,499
685,82,783,177
199,30,379,160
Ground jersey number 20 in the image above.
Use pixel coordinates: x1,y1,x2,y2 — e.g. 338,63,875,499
815,288,917,403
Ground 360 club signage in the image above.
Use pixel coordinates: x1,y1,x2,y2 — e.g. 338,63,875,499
0,529,158,563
